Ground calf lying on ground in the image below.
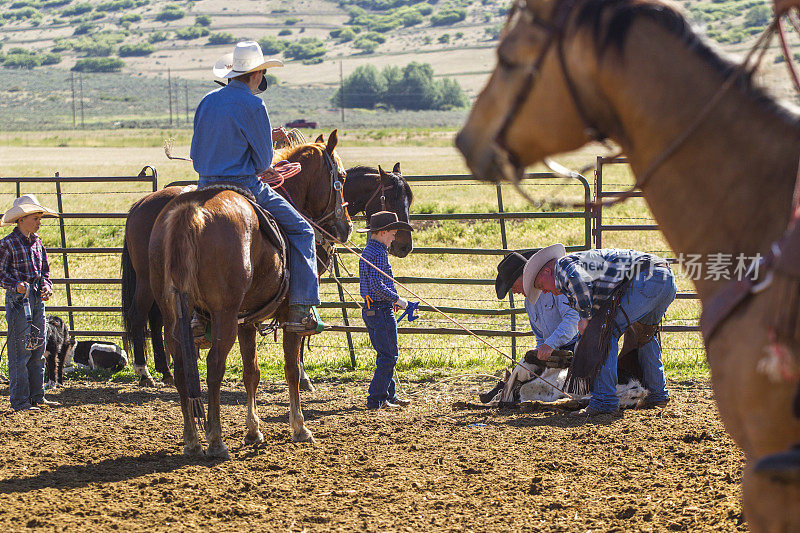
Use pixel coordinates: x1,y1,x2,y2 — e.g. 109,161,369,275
44,315,76,389
72,341,128,372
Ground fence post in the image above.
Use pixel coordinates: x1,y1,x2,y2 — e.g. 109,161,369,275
594,156,603,249
495,182,516,362
332,250,356,368
54,173,74,332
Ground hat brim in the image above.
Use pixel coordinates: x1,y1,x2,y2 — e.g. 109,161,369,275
495,263,525,299
213,54,284,79
521,243,567,305
356,221,413,233
1,205,59,227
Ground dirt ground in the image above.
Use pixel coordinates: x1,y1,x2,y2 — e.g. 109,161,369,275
0,377,745,532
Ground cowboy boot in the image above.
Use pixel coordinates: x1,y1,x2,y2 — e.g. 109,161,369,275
285,305,326,336
191,313,211,349
479,380,505,403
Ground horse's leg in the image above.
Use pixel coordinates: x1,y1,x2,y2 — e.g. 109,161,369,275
131,292,157,388
148,305,173,386
165,329,202,458
299,338,315,392
283,331,314,443
238,325,263,445
205,311,238,460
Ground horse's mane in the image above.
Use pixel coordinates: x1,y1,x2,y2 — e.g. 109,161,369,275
272,142,323,164
572,0,796,121
347,165,414,205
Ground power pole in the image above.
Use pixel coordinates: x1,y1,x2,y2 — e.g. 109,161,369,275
79,73,84,129
185,82,189,125
168,68,173,126
70,72,76,128
339,60,345,123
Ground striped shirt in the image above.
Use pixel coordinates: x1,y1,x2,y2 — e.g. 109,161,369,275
0,227,52,292
554,249,666,319
359,239,399,303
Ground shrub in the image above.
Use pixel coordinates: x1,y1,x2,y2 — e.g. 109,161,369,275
353,36,378,53
61,2,91,15
195,14,212,26
207,32,235,45
336,28,356,42
258,35,287,54
73,21,96,34
90,11,105,19
744,5,770,28
430,7,466,26
51,38,71,52
2,52,42,69
96,0,134,11
362,31,386,43
148,30,168,43
119,12,141,23
155,5,184,21
398,8,423,26
118,42,154,56
72,57,124,72
175,25,209,40
414,2,433,15
2,7,41,20
43,0,72,6
283,37,326,59
438,33,450,43
10,0,40,8
284,17,299,25
278,28,292,36
333,64,385,107
329,28,342,38
40,52,62,64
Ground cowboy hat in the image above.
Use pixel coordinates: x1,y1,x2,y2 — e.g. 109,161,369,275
213,41,284,79
1,194,59,226
522,243,567,305
356,211,413,233
495,251,536,299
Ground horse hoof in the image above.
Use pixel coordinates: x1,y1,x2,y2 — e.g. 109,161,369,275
206,443,230,460
299,379,315,393
161,374,175,387
183,444,205,459
292,427,315,444
244,430,264,446
139,375,157,388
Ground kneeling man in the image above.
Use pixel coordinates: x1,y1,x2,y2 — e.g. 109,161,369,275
523,245,676,416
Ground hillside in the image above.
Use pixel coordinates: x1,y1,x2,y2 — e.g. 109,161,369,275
0,0,798,130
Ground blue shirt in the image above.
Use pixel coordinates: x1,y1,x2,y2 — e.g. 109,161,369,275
554,248,664,320
190,80,274,182
359,239,399,303
523,293,579,349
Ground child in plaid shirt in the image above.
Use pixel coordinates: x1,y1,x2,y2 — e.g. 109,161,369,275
358,211,414,410
0,195,59,412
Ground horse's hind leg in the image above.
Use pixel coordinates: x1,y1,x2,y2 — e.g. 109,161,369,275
284,332,314,443
299,339,315,392
166,329,202,458
238,325,263,445
149,305,173,386
131,294,157,388
205,311,238,460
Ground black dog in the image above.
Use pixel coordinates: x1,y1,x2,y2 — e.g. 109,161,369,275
44,315,76,389
72,341,128,372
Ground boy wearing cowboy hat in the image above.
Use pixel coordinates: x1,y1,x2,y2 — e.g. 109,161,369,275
190,40,322,335
358,211,414,409
523,245,676,416
0,195,60,411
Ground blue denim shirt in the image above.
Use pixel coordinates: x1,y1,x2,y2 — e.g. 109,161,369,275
523,292,579,349
190,79,273,182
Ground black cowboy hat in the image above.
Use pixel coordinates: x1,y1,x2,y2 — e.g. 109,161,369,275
495,250,536,299
357,210,413,233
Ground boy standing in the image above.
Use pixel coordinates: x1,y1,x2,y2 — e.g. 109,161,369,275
359,211,414,410
0,195,59,412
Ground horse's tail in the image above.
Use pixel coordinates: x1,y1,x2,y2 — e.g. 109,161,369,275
120,236,142,350
162,200,207,324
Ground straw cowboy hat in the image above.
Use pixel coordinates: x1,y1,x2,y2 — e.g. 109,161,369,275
213,41,283,79
357,211,413,233
1,194,59,226
522,243,567,305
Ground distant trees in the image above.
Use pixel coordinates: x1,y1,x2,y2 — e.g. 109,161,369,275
72,57,124,72
207,32,236,45
0,48,61,69
155,5,184,21
333,62,467,110
119,42,154,56
283,37,326,60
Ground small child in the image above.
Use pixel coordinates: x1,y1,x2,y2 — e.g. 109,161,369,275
358,211,414,410
0,195,59,412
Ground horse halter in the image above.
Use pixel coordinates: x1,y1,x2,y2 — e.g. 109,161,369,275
492,0,606,184
313,149,348,236
363,175,389,212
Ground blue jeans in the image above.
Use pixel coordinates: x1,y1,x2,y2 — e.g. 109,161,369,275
589,267,677,412
198,176,320,306
363,302,399,407
5,287,45,411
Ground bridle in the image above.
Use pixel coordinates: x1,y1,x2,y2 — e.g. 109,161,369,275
363,175,390,213
310,149,348,243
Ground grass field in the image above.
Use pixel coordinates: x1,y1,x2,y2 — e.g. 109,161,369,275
0,130,708,390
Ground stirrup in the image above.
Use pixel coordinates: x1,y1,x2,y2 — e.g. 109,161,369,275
284,306,325,336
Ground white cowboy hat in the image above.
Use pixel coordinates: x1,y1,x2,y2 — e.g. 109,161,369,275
522,243,567,305
212,41,284,79
1,194,59,226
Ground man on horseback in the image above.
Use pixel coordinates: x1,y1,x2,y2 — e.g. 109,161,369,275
190,41,323,335
523,245,676,416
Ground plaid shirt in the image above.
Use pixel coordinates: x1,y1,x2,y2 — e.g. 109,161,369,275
0,227,52,293
554,249,664,319
359,239,399,303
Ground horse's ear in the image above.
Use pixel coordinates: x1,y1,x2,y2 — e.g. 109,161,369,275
315,134,324,143
378,165,389,181
392,162,401,174
325,129,338,153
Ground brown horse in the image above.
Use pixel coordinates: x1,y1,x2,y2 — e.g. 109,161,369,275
147,138,350,458
457,0,800,529
121,133,348,387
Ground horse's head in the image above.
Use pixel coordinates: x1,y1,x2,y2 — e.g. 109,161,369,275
457,0,607,183
278,129,352,243
344,162,414,257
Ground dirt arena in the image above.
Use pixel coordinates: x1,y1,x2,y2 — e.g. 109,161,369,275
0,377,745,531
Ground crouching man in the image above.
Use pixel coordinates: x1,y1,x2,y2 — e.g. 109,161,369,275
480,251,579,403
523,245,676,417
